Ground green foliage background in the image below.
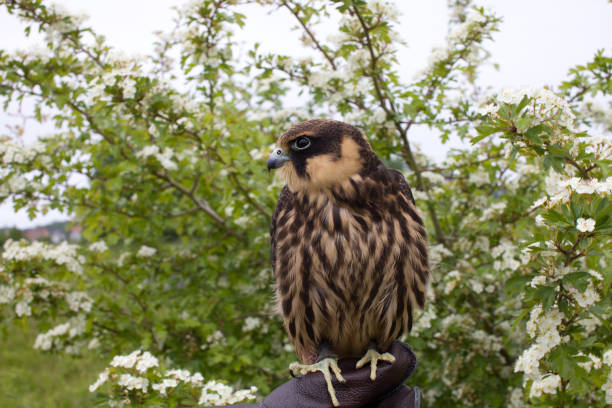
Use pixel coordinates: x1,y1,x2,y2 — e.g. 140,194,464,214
0,0,610,407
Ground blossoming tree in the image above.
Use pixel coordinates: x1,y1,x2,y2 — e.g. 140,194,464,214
0,0,610,406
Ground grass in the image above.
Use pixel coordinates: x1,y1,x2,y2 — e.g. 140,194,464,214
0,326,106,408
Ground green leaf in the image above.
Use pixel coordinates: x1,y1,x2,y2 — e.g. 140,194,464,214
524,124,544,140
515,95,531,115
562,272,590,292
542,209,572,227
505,275,530,296
535,286,556,308
511,308,530,330
550,347,577,378
475,124,500,137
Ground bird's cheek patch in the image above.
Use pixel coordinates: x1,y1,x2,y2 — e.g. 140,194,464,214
305,138,362,190
278,163,310,192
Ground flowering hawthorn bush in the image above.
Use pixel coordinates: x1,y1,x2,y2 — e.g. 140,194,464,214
0,0,610,407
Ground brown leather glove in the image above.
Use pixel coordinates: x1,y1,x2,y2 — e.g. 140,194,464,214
207,341,421,408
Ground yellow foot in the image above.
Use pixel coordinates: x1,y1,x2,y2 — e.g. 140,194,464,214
290,357,346,407
355,348,396,381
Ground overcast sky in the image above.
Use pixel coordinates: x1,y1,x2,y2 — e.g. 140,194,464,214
0,0,611,229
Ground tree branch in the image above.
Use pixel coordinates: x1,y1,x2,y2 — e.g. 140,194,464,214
281,1,337,70
155,170,241,238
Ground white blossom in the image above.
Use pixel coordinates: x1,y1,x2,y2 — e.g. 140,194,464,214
198,381,257,406
603,350,612,366
118,374,149,392
3,240,83,274
136,146,178,170
480,201,506,221
529,196,548,210
526,305,542,338
308,71,334,89
206,330,225,346
111,350,142,369
515,344,544,377
0,140,45,164
137,145,160,159
33,316,86,352
121,77,137,98
166,369,191,381
412,307,436,334
135,351,159,373
580,316,600,334
366,0,400,21
491,239,520,271
576,217,595,233
137,245,157,257
516,307,564,380
157,147,178,171
89,368,110,392
470,279,484,294
235,216,250,228
242,317,261,332
65,291,93,312
517,163,539,176
152,378,178,396
604,373,612,404
577,353,602,372
0,285,15,304
444,270,461,295
88,338,100,350
585,134,612,159
485,88,577,138
508,387,526,408
421,171,446,185
588,270,603,281
189,372,204,386
529,374,561,398
529,275,546,288
371,109,387,124
15,300,32,317
117,252,130,267
468,170,489,186
542,172,612,207
249,148,266,161
429,244,452,267
346,49,370,71
568,283,600,308
89,241,109,252
411,189,428,201
34,332,53,351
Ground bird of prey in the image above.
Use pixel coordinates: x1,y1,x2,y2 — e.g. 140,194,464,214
268,119,429,406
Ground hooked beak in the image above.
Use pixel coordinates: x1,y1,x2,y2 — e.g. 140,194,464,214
267,147,290,171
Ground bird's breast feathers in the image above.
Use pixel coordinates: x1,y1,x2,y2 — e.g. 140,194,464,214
271,170,429,359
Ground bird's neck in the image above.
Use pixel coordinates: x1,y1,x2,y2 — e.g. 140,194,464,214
293,171,379,213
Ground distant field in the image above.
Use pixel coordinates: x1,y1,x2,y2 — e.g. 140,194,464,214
0,327,106,408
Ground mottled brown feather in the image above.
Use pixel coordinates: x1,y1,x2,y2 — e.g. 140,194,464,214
270,119,429,364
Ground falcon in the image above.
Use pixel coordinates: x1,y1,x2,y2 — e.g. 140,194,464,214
267,119,429,406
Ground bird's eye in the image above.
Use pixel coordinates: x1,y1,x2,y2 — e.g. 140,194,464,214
291,136,311,151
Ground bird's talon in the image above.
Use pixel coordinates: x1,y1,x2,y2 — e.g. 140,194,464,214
356,348,396,381
289,357,344,406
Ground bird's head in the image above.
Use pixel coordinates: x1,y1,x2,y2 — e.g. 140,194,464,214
267,119,376,192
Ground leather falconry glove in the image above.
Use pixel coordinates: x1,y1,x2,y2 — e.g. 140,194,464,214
205,341,421,408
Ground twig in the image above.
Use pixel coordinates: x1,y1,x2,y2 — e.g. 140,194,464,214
281,1,337,70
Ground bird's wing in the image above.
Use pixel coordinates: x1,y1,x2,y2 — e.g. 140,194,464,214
269,187,317,363
387,168,415,204
381,166,429,338
270,185,291,272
